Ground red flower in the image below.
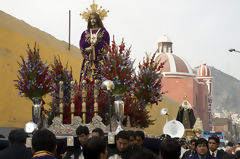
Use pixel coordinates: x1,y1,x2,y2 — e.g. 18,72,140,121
119,40,125,53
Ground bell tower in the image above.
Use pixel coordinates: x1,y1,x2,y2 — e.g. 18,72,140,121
197,63,213,130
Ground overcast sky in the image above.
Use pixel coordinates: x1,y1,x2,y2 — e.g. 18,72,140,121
1,0,240,79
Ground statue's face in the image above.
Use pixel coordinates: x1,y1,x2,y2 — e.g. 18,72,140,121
90,14,97,27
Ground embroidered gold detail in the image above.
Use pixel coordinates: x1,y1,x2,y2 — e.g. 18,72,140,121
84,29,105,45
85,31,91,44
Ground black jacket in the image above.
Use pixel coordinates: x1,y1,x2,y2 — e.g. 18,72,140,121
211,149,229,159
107,147,133,159
0,143,32,159
182,150,196,159
63,146,82,159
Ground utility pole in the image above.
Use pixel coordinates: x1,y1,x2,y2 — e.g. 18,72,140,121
68,10,71,51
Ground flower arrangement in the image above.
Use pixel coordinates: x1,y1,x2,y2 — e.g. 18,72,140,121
100,38,164,128
15,44,51,102
134,52,164,107
101,37,135,95
126,52,164,127
122,92,155,128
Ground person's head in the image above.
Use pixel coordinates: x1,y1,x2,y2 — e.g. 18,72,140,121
76,126,89,145
130,149,156,159
225,146,233,155
232,143,237,152
135,130,145,147
236,151,240,159
87,12,104,29
208,136,219,152
31,129,56,154
83,136,107,159
92,128,104,139
159,137,181,159
116,131,129,152
159,134,171,143
179,138,187,149
189,138,197,150
195,138,208,156
8,129,27,144
127,130,136,148
227,141,234,147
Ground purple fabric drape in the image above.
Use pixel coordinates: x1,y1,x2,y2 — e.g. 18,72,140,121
79,28,110,83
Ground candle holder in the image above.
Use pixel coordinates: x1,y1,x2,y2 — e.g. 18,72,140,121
59,81,64,121
81,80,87,124
70,81,76,121
94,80,100,116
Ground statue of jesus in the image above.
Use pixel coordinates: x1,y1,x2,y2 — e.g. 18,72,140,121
79,2,110,82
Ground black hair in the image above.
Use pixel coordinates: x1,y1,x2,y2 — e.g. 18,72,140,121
87,12,104,29
208,135,220,144
32,129,56,153
116,131,129,141
76,126,89,136
0,134,5,138
8,129,27,144
227,141,234,147
92,128,104,137
159,137,181,159
135,130,145,140
130,149,156,159
127,130,136,139
179,138,187,146
159,134,171,143
195,138,208,149
190,138,197,144
83,136,106,159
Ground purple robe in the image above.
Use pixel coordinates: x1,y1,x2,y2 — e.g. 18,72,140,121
79,28,110,82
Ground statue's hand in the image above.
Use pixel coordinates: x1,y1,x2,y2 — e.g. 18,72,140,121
85,46,92,52
91,40,97,46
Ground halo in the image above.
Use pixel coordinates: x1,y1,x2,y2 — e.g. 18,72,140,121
80,0,109,22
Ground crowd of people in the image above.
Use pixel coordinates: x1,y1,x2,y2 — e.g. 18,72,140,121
0,127,240,159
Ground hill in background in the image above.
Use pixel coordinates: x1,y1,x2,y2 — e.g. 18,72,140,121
211,66,240,113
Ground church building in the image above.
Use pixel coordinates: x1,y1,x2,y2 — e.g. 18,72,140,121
155,35,213,131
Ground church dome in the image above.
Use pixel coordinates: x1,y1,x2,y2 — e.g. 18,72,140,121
156,53,195,77
156,35,194,77
197,62,211,77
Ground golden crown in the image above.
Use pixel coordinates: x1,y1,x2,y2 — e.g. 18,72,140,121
80,0,109,22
